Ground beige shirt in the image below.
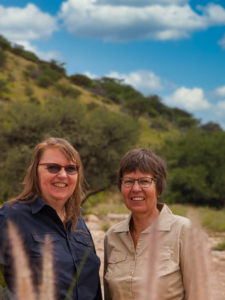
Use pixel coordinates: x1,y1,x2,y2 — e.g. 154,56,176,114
104,204,191,300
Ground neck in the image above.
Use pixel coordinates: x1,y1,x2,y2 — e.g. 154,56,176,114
130,208,159,236
43,198,66,223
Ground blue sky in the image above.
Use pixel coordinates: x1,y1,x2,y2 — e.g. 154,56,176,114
0,0,225,127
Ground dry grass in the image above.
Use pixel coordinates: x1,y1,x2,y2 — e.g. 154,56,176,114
8,222,36,300
7,222,55,300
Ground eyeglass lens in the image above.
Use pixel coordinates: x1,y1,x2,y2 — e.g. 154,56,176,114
47,164,78,175
122,177,153,187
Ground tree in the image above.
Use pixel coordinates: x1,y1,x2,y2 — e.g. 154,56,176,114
0,98,139,202
70,74,93,88
160,130,225,208
0,35,12,51
200,121,222,132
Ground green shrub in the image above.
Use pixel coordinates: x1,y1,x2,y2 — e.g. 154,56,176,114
29,97,40,105
70,74,93,88
177,117,198,129
8,73,15,82
0,80,9,94
87,102,99,111
43,68,63,82
37,75,53,88
55,84,81,98
12,44,39,63
12,44,24,56
26,65,39,80
102,98,112,105
212,240,225,251
25,86,34,97
0,35,12,51
0,50,7,68
23,70,31,81
21,50,39,62
26,64,36,71
49,60,66,75
91,93,99,99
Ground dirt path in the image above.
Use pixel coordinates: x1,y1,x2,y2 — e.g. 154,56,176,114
85,214,225,299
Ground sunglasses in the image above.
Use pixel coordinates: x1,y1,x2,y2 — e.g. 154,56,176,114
39,163,79,175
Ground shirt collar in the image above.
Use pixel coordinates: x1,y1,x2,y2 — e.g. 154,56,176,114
30,196,47,214
31,196,84,215
113,203,173,233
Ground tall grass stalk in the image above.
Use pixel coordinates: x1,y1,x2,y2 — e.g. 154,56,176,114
39,236,55,300
145,221,159,299
187,209,212,300
8,222,36,300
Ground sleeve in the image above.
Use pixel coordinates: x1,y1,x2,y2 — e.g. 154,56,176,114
180,219,212,300
179,223,192,300
104,234,112,300
0,205,18,300
83,218,103,300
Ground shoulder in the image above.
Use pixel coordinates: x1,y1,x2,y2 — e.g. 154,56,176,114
0,202,31,224
171,213,191,228
160,204,191,235
104,219,128,241
167,209,191,238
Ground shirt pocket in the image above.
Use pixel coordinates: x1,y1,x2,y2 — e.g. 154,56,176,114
105,251,127,281
74,235,100,265
31,233,62,261
158,252,171,276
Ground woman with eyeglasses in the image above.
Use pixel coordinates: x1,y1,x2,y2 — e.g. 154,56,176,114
104,148,191,300
0,137,102,300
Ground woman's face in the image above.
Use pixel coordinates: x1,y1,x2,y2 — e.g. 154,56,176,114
38,147,78,208
121,169,158,217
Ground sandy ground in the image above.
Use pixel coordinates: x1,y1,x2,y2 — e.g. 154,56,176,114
85,214,225,300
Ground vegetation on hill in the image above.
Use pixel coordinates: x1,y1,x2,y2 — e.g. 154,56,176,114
0,35,224,208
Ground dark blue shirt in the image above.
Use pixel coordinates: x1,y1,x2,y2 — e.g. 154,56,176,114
0,197,102,300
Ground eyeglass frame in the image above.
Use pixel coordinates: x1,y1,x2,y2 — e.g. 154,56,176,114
39,163,79,175
121,176,156,188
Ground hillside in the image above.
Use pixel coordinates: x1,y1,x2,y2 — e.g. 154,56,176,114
0,48,181,150
0,35,225,209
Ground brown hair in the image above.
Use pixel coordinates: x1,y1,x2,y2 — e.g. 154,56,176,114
8,137,84,231
117,148,166,196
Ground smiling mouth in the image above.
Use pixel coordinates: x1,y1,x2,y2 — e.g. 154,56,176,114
52,183,67,188
131,197,145,201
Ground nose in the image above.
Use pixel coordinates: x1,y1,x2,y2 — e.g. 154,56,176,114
57,167,67,177
132,180,142,192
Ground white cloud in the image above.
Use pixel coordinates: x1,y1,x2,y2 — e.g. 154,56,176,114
218,33,225,49
107,70,163,91
215,85,225,97
96,0,188,6
83,71,99,79
164,87,211,111
59,1,225,42
0,4,58,42
164,87,225,128
84,69,163,91
16,41,62,61
216,101,225,116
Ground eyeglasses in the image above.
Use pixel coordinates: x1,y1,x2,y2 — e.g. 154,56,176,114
39,163,79,175
121,177,156,188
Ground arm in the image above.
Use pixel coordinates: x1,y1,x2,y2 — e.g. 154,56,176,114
82,217,103,300
103,234,112,300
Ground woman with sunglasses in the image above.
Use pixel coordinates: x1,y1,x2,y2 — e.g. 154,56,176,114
104,148,191,300
0,137,102,300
